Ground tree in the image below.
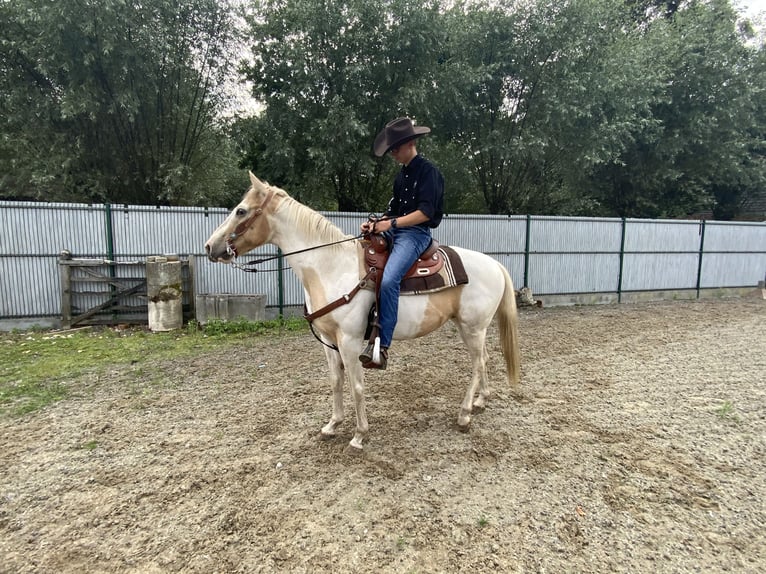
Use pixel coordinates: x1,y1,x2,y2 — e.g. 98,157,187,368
238,0,447,211
0,0,243,205
588,0,766,218
434,0,661,215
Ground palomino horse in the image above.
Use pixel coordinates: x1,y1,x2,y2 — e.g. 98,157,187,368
205,173,521,452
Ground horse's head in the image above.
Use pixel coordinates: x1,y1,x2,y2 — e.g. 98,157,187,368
205,172,277,262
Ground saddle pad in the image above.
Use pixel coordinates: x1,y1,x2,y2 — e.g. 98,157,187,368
401,246,469,295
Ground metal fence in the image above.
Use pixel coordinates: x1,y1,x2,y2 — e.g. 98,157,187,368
1,201,765,325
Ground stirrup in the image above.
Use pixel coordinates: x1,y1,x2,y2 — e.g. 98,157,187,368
359,343,374,364
360,346,388,370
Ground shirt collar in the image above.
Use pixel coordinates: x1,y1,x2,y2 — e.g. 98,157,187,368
404,154,423,170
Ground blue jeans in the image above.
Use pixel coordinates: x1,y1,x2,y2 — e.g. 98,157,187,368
378,226,433,348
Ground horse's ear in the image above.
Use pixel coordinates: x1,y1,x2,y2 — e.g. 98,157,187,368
248,171,265,191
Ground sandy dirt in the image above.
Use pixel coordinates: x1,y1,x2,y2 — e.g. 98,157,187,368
1,297,765,573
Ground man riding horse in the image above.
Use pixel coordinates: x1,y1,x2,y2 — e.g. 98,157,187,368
359,117,445,370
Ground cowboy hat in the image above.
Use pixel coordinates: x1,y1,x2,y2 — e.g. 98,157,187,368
373,117,431,157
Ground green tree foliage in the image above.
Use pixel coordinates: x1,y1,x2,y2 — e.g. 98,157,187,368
0,0,244,205
235,0,764,218
435,0,662,215
2,0,763,218
588,0,766,218
238,0,447,211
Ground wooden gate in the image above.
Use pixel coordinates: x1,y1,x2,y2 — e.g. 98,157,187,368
58,253,195,328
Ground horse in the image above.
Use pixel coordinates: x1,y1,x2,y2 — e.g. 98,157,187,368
204,172,521,452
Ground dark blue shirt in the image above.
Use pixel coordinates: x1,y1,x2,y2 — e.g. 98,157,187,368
385,154,444,228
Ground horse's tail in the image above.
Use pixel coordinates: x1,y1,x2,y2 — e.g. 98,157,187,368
496,263,521,385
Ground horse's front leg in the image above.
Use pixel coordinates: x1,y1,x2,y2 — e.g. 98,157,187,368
320,346,345,438
339,341,368,453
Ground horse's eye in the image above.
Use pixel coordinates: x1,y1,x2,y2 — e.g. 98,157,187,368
236,207,247,217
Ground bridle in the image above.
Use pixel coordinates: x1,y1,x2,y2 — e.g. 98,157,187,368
225,188,276,259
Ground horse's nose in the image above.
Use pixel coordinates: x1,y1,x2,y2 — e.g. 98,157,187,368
205,242,216,261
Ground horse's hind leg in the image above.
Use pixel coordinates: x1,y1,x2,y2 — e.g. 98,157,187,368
472,343,492,411
320,346,345,438
455,325,490,430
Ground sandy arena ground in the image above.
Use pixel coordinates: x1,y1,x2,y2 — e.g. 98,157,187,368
1,297,764,573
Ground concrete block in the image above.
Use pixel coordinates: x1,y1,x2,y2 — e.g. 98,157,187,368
195,294,267,324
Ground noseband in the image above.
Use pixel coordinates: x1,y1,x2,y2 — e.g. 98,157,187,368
226,189,275,257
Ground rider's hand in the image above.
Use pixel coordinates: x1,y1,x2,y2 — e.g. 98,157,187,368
362,214,382,234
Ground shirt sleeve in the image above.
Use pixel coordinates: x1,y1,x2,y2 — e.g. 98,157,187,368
416,163,444,222
385,176,401,216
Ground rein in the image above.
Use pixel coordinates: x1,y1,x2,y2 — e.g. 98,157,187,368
226,187,365,272
231,233,364,273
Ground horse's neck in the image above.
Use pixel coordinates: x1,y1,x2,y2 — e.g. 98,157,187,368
270,200,358,288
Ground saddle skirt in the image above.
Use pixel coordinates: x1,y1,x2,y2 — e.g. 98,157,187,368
361,235,469,295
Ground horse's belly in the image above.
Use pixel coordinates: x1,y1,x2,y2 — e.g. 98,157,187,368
394,289,460,339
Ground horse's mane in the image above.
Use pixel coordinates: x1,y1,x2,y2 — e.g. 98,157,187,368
274,188,354,248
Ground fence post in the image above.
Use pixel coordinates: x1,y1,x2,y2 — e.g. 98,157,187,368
104,203,115,261
103,203,120,322
187,255,196,322
58,252,72,329
277,248,285,317
696,219,707,298
617,218,627,303
523,214,531,288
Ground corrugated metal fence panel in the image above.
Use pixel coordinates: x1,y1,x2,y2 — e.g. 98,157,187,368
434,215,526,253
622,220,701,291
529,217,623,294
625,219,703,252
1,202,108,318
1,201,108,256
0,256,61,317
111,205,229,257
433,215,528,287
3,200,766,321
702,221,766,288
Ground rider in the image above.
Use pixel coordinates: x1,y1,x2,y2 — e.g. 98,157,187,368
359,117,445,369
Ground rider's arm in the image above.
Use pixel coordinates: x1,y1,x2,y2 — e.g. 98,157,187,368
371,210,429,233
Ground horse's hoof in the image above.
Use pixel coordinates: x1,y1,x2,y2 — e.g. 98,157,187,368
344,444,364,456
472,404,486,414
318,431,337,441
457,420,471,433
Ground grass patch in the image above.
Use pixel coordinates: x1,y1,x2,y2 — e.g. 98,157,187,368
199,315,306,336
0,318,307,416
716,400,741,423
0,379,69,416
